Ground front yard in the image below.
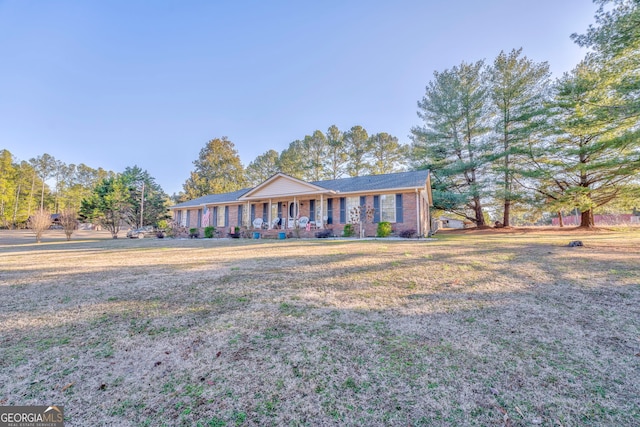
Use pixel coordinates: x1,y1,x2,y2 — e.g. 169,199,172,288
0,229,638,425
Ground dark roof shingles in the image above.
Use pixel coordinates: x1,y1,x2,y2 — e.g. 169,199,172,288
172,170,429,208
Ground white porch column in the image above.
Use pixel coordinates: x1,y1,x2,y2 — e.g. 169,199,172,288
319,194,324,229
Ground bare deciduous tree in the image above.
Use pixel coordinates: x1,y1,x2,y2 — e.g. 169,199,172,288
59,208,78,241
28,209,51,243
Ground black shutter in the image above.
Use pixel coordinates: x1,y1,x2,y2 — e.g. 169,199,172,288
262,203,268,221
224,206,229,227
373,195,380,223
309,200,315,221
237,205,243,226
251,204,255,222
396,194,403,223
213,207,217,226
339,197,346,224
327,198,333,224
277,202,282,219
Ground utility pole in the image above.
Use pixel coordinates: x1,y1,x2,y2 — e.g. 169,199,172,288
140,181,145,228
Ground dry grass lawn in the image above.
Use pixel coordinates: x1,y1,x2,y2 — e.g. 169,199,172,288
1,228,639,426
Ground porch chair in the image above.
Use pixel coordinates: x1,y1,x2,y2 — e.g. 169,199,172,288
271,217,282,229
252,218,263,229
298,216,309,230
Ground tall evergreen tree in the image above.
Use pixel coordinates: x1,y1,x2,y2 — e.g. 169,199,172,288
80,175,132,238
245,149,280,186
411,60,491,226
344,125,370,177
182,137,247,198
31,153,57,211
368,132,407,175
541,62,640,227
488,48,551,227
122,165,169,228
278,140,307,179
325,125,348,179
302,130,328,181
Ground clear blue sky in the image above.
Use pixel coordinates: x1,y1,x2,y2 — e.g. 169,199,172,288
0,0,597,195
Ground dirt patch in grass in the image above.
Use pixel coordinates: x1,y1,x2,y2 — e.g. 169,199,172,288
1,230,639,425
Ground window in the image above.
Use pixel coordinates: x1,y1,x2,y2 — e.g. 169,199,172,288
380,194,396,223
217,207,225,227
346,197,360,222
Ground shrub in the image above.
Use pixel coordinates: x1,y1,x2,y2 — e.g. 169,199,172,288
204,226,215,238
343,223,355,237
189,228,199,238
399,229,416,238
377,222,392,237
59,208,78,241
315,229,332,238
28,209,51,243
157,219,169,231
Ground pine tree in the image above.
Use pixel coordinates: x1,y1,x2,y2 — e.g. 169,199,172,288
411,60,491,226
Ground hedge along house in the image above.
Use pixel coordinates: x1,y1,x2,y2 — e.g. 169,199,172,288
170,170,433,237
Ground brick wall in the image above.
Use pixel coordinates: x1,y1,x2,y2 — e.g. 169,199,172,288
325,192,421,237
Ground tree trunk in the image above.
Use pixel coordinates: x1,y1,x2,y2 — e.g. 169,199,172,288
503,199,511,227
580,209,594,228
28,172,36,216
557,211,564,227
474,198,485,227
13,183,21,229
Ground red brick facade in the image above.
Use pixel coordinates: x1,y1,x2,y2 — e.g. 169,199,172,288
174,191,430,237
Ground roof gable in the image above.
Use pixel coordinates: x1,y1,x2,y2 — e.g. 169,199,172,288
240,173,331,200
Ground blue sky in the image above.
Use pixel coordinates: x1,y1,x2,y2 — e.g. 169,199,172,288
0,0,598,195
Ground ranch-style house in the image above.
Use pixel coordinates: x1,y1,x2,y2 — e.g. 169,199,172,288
170,170,433,237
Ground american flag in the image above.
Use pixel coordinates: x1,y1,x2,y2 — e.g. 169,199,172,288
202,206,211,227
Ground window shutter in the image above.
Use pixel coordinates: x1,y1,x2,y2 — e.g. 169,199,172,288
327,198,333,224
373,195,380,223
309,200,315,221
237,205,243,226
396,194,403,223
186,210,191,226
224,206,229,227
213,207,217,226
250,204,255,222
277,202,282,218
197,209,202,227
339,197,346,224
262,203,268,221
360,196,366,206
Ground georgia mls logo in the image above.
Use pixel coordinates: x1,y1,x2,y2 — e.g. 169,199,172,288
0,405,64,427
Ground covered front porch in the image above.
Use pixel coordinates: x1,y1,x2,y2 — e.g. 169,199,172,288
244,196,330,231
239,174,336,231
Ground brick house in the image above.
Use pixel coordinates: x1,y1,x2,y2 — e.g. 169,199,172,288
170,170,433,237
